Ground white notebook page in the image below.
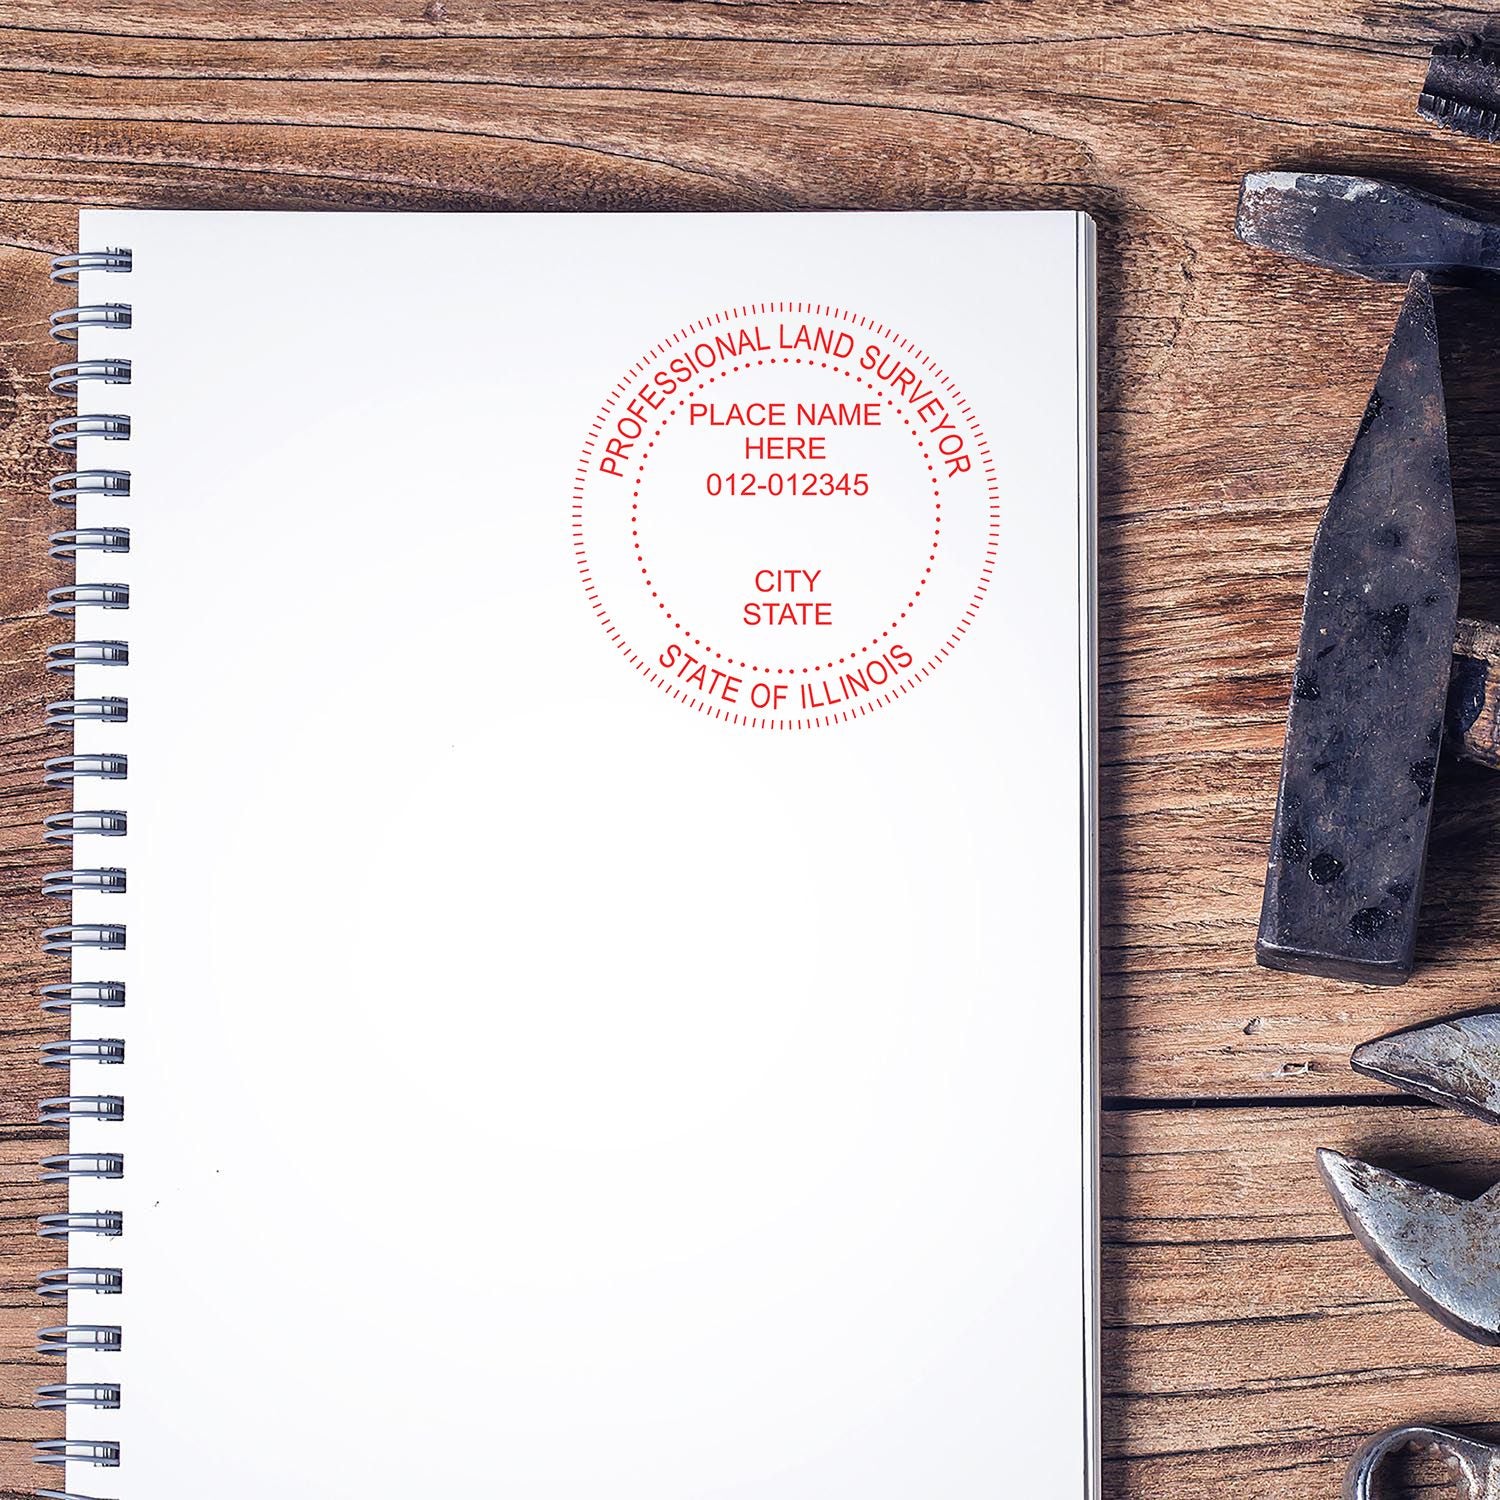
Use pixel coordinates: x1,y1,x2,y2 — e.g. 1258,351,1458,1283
63,209,1097,1498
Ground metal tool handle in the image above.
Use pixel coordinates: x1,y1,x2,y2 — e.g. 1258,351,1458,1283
1344,1424,1500,1500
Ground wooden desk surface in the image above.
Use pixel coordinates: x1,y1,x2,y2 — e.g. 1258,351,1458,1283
2,4,1498,1494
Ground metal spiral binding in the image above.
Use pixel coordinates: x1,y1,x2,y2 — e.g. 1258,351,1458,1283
35,1386,121,1410
41,926,125,955
41,871,126,897
50,251,132,282
43,816,128,847
47,416,130,451
40,1040,125,1067
40,1156,123,1182
50,473,129,507
41,246,131,1500
40,1098,124,1125
44,755,127,786
46,643,128,672
39,982,125,1011
38,1212,123,1238
37,1327,121,1352
34,1436,120,1466
47,585,129,614
48,363,130,398
45,702,128,730
37,1269,123,1297
48,529,129,560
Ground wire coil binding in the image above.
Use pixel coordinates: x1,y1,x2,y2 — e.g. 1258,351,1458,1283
40,1156,123,1183
42,869,126,896
34,1437,120,1467
36,1326,121,1354
50,250,132,282
39,1097,124,1125
45,643,129,672
41,926,124,955
38,1212,123,1238
35,1386,121,1411
42,815,128,846
49,528,130,559
49,305,131,340
47,415,130,451
48,362,130,397
50,473,129,508
42,245,130,1500
45,701,129,730
44,755,127,786
40,1040,125,1067
39,982,125,1011
37,1269,123,1298
47,584,130,615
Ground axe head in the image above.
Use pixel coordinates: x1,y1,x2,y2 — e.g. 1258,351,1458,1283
1237,171,1496,282
1256,273,1459,984
1318,1148,1500,1345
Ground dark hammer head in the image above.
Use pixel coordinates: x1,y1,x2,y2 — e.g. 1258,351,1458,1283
1256,273,1458,984
1237,171,1500,283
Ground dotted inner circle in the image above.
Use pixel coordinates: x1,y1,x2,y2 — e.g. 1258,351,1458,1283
572,303,1001,730
630,358,944,675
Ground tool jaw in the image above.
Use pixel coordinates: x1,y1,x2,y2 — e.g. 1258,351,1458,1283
1352,1012,1500,1124
1323,1012,1500,1348
1317,1148,1500,1346
1256,274,1459,984
1422,37,1500,147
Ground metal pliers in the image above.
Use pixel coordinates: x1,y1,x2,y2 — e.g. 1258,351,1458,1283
1318,1011,1500,1346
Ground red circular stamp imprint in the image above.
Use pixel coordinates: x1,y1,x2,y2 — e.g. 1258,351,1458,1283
572,303,1000,730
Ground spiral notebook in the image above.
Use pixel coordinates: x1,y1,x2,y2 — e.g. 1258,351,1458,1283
41,209,1098,1499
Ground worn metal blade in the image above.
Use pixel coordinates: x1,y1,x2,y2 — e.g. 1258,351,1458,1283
1352,1012,1500,1124
1257,274,1458,983
1236,171,1499,282
1318,1149,1500,1345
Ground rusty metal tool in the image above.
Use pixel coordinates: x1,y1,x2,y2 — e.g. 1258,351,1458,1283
1256,273,1460,984
1237,170,1500,283
1344,1424,1500,1499
1421,37,1500,143
1318,1010,1500,1344
1243,186,1500,979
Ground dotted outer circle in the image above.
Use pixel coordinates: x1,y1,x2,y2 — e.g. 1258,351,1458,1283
572,302,1001,731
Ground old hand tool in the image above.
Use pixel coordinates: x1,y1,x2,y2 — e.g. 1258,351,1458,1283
1422,37,1500,144
1344,1424,1500,1499
1237,171,1500,283
1318,1011,1500,1344
1247,237,1500,980
1256,273,1459,984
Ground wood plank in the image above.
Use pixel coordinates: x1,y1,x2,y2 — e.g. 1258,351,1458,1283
1103,1104,1500,1498
0,1131,67,1490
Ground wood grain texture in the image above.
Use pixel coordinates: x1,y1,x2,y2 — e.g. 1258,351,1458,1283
2,4,1500,1497
1105,1105,1500,1498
